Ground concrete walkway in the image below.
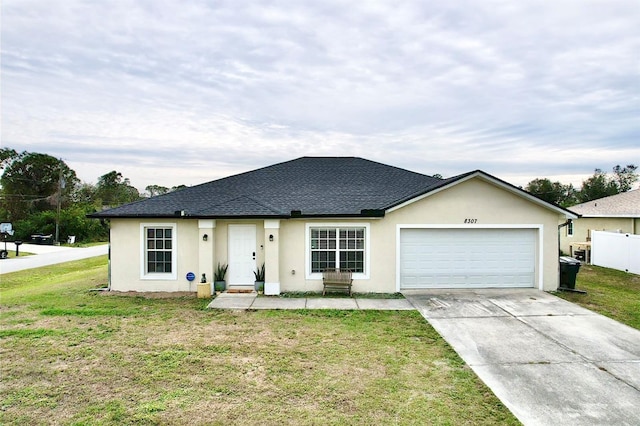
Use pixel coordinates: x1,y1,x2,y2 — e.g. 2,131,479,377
403,289,640,426
0,243,109,274
207,292,414,310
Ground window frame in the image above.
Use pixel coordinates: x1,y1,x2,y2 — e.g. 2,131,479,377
140,223,177,280
567,221,573,237
305,223,370,280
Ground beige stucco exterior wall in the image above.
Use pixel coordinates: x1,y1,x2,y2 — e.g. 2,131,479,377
277,177,565,292
110,219,200,292
380,178,563,291
560,217,638,255
109,177,567,293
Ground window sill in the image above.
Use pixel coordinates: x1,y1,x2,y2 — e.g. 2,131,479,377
306,273,369,281
141,273,177,281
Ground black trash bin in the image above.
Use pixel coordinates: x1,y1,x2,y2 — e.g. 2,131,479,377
559,256,581,290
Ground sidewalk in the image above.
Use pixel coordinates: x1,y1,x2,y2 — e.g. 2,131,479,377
207,292,415,310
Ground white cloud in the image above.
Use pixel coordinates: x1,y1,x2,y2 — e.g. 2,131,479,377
1,0,638,191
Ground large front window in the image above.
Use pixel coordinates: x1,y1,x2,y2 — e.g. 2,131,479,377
310,227,365,273
141,223,176,279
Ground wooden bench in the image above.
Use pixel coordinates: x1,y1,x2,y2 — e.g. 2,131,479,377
322,268,353,296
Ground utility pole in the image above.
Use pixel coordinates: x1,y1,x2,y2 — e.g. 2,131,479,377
55,160,65,245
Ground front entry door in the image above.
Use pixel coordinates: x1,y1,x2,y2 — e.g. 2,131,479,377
228,225,256,286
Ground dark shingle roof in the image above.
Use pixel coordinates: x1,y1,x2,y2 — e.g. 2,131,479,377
90,157,443,218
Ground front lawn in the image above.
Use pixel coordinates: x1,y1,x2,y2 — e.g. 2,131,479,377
556,264,640,330
0,257,518,425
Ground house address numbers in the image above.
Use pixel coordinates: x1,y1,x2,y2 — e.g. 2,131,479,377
464,218,478,224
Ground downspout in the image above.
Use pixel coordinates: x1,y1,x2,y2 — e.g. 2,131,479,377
558,219,573,288
558,219,572,256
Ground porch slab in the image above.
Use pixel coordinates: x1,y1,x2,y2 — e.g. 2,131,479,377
356,298,414,310
304,298,359,310
251,297,307,310
207,292,256,310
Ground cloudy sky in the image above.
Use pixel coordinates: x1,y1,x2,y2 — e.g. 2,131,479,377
2,0,638,192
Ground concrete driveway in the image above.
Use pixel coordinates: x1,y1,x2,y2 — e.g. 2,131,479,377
403,289,640,426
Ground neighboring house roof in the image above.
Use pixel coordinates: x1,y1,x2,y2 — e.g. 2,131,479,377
89,157,577,219
569,189,640,217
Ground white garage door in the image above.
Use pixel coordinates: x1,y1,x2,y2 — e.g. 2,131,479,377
400,228,536,289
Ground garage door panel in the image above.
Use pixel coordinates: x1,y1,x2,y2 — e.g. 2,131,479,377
400,228,536,289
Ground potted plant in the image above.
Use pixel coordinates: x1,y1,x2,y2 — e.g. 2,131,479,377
214,262,228,292
253,263,265,292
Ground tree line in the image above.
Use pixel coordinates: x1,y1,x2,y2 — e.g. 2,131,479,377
525,165,638,207
0,148,185,243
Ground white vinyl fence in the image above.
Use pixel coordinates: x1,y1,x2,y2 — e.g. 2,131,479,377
591,231,640,274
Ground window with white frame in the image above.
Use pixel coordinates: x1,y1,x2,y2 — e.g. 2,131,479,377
310,226,366,273
141,224,176,279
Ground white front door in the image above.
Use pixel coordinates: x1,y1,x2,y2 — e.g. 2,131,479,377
228,225,257,286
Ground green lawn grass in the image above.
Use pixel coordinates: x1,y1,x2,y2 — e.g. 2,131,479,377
555,264,640,330
0,257,519,425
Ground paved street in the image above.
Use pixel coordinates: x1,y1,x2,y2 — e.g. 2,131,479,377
0,243,108,274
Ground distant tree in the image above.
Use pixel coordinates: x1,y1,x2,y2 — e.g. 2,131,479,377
432,173,443,179
171,185,188,192
95,171,140,206
70,182,98,206
612,164,638,192
145,185,169,197
577,165,637,203
0,152,78,220
0,148,22,170
525,178,577,207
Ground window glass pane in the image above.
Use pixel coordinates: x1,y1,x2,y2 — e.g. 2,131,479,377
145,226,174,275
311,251,335,273
310,226,364,274
340,251,363,273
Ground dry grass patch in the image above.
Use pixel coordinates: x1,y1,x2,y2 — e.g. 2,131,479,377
1,257,519,425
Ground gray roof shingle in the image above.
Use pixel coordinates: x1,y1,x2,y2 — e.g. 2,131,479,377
90,157,442,218
569,189,640,217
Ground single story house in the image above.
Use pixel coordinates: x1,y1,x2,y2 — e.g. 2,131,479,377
560,189,640,257
90,157,577,294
